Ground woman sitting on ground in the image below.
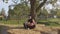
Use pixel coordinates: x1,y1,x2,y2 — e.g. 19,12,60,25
24,16,36,29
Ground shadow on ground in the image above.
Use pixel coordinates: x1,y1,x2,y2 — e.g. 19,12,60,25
0,25,24,34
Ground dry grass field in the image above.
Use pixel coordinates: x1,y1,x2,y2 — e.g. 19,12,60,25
0,24,60,34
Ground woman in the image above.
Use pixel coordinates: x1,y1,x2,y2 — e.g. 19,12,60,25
23,16,36,29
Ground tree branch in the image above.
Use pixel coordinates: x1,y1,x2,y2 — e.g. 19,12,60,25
36,0,47,12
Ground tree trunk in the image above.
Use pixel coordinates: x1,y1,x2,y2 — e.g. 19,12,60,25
30,0,36,20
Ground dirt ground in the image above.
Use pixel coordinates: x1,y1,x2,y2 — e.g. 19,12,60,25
0,24,60,34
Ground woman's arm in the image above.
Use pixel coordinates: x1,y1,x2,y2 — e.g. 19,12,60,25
33,19,36,24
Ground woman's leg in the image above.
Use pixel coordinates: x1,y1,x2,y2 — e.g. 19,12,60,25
23,23,28,29
23,23,29,29
29,25,36,29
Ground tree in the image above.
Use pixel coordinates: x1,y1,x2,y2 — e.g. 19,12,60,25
14,4,29,17
0,8,5,20
30,0,47,21
10,0,47,21
8,9,15,16
1,8,5,17
7,0,47,22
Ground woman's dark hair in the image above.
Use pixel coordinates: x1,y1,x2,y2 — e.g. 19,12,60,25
28,19,33,23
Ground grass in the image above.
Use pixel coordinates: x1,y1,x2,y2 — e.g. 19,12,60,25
0,17,28,25
0,18,60,26
37,18,60,26
0,19,27,25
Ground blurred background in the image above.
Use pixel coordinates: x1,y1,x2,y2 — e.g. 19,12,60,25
0,0,60,26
